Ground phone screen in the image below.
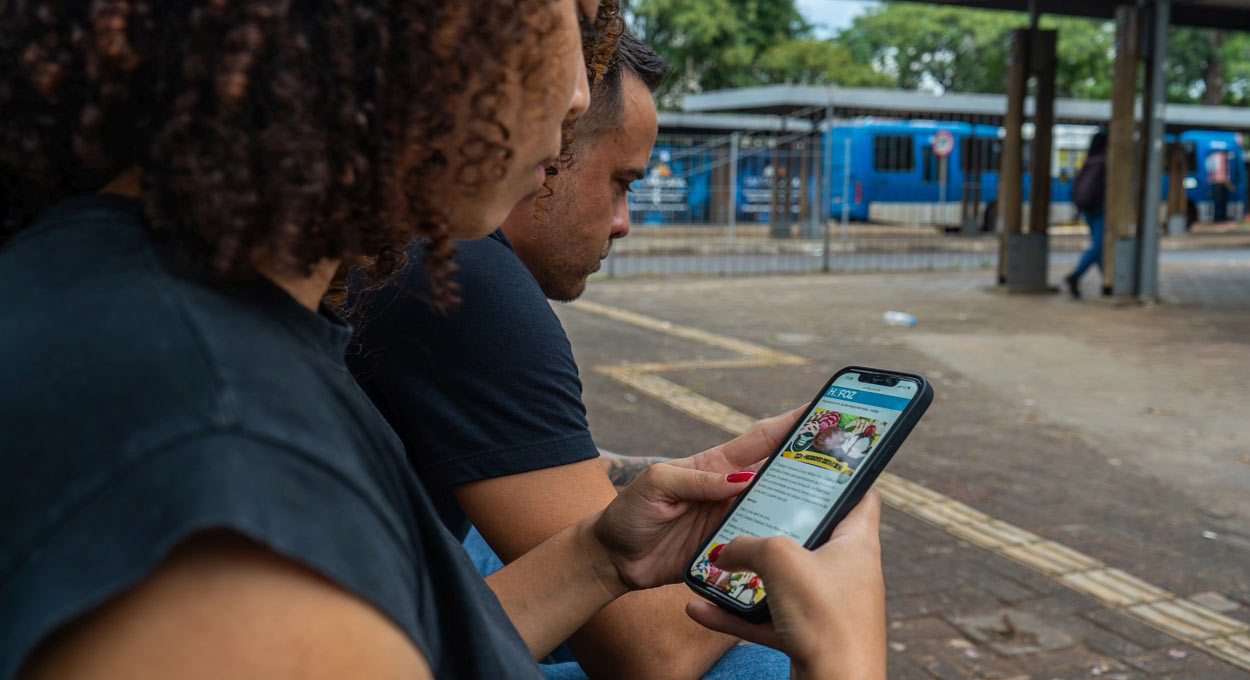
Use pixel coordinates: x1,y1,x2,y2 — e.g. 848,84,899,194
689,371,920,606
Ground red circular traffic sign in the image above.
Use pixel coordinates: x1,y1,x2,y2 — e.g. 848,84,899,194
931,130,954,158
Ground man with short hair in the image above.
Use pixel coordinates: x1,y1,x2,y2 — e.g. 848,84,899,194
349,32,787,680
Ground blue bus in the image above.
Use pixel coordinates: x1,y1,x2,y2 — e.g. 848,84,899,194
629,143,714,225
826,120,1246,230
628,121,1246,230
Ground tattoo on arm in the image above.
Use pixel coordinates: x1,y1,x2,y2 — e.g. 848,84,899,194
600,451,670,488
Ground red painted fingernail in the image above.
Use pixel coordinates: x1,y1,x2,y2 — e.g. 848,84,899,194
726,471,755,483
709,545,724,562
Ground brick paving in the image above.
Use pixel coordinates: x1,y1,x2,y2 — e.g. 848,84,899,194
559,252,1250,678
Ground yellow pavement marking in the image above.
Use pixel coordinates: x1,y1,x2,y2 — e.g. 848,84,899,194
570,300,805,368
999,541,1102,576
609,358,791,373
596,366,759,436
1206,635,1250,669
1061,569,1172,607
567,299,1250,672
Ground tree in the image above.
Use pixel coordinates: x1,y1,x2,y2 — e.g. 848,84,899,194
1168,28,1250,106
833,2,1250,105
625,0,1250,108
624,0,890,106
626,0,806,104
755,39,893,88
833,3,1117,98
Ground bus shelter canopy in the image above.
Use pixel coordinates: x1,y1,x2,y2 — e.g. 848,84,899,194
909,0,1248,31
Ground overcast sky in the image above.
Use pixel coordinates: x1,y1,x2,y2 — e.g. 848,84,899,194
796,0,881,37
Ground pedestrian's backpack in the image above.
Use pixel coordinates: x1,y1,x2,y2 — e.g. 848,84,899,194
1073,156,1106,212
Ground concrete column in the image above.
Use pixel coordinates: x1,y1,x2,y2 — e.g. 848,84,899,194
998,28,1029,284
1104,6,1139,295
1028,29,1057,235
1138,0,1170,301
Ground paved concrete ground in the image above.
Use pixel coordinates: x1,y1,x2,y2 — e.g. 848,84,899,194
556,252,1250,678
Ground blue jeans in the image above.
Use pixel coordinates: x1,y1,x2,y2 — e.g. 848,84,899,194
1071,207,1106,281
463,527,789,680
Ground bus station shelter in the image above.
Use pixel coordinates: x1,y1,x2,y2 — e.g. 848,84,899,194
680,0,1250,301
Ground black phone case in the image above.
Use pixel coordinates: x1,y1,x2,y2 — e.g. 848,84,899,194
683,366,934,623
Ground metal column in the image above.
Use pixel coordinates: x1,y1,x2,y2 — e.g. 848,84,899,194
769,123,783,238
823,119,837,273
998,28,1029,285
1138,0,1170,301
1105,6,1139,296
799,132,816,239
841,136,851,240
728,131,739,244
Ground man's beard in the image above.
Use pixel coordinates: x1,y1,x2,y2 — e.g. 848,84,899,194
535,256,592,302
536,238,612,302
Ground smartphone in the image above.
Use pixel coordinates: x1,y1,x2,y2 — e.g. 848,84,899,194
684,366,933,622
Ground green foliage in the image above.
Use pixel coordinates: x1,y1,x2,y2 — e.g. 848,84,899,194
625,0,888,106
827,2,1248,105
1167,29,1250,106
833,3,1117,98
625,0,1250,108
755,39,893,87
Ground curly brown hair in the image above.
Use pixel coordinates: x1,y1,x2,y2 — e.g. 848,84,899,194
1,0,620,310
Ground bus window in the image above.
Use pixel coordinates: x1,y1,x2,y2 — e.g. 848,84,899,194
1056,149,1086,182
960,138,1000,174
873,135,915,172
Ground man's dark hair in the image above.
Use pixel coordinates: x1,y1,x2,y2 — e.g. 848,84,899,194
578,30,668,136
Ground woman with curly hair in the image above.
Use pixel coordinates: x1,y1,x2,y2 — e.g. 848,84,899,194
0,1,888,679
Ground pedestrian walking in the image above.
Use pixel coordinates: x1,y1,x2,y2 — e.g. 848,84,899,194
1066,132,1108,298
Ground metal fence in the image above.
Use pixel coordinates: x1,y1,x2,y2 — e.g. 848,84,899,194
608,128,1095,279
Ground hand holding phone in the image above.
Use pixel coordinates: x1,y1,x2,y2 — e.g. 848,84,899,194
685,367,932,621
591,408,807,592
685,490,887,680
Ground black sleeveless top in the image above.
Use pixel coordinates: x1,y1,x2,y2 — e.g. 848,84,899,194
0,196,543,679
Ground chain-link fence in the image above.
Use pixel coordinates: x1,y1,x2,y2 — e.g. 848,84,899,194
607,124,1110,279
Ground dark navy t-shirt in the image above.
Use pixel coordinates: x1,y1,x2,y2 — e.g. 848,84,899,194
348,231,597,540
0,196,542,680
